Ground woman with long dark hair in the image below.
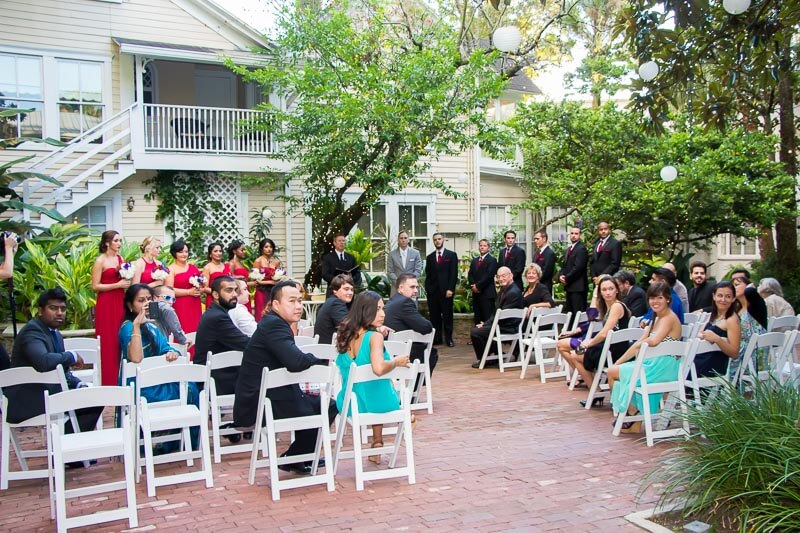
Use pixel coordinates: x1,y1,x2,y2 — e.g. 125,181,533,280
335,291,410,464
696,281,741,378
729,276,768,381
92,229,130,385
166,240,203,338
252,238,282,319
227,240,253,314
201,241,230,309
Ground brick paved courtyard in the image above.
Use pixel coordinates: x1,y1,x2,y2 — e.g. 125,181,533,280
1,341,671,532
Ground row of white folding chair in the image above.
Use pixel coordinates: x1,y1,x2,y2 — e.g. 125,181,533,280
520,312,573,381
774,330,800,386
0,366,79,490
388,329,436,413
611,339,694,447
734,329,798,390
477,308,527,372
44,385,138,533
683,339,731,408
63,336,102,391
299,325,316,337
566,320,604,390
767,314,800,332
583,327,646,408
684,312,710,326
298,318,311,330
295,334,319,347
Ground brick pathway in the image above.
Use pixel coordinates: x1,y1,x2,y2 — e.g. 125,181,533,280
1,342,669,532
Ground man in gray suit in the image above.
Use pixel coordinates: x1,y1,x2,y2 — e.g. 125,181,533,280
386,230,422,295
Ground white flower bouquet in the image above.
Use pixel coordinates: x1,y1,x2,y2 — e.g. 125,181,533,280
151,264,170,281
189,275,205,289
119,262,135,280
248,268,265,282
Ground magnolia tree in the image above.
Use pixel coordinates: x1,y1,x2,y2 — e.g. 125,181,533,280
229,0,574,289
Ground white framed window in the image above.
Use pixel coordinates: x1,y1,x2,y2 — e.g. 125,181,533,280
57,59,104,142
480,205,529,252
544,207,570,244
719,233,759,259
71,191,122,233
355,204,387,272
398,204,428,255
0,53,44,139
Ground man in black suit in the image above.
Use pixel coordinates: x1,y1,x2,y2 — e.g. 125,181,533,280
384,274,439,374
688,261,714,312
470,267,525,368
321,233,361,296
532,230,557,291
590,221,622,284
234,280,336,475
558,226,589,315
6,287,101,433
424,233,458,347
194,276,250,395
314,274,354,344
613,270,648,317
467,239,497,325
497,230,526,290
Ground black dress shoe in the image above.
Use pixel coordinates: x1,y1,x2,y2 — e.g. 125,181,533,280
579,397,604,408
278,462,312,475
446,340,455,347
471,361,481,369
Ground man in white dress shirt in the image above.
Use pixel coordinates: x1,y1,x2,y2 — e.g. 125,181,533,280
386,230,423,295
229,279,257,336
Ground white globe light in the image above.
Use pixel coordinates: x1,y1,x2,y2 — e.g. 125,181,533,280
723,0,750,15
261,207,273,219
493,26,522,53
660,165,678,182
458,173,469,184
638,61,659,82
333,177,347,189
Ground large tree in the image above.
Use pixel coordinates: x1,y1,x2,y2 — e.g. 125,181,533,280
230,0,574,289
618,0,800,272
512,101,794,256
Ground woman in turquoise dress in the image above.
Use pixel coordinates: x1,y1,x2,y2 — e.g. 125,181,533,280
607,281,683,432
335,291,410,464
119,283,199,449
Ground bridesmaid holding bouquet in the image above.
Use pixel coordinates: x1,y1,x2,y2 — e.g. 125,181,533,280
201,242,230,309
167,239,203,337
252,238,282,320
132,236,167,287
92,230,131,386
227,240,253,314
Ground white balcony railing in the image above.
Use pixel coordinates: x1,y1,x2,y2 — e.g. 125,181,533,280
143,103,275,154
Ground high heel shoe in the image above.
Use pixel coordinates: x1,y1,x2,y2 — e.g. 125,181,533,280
579,397,604,408
369,441,383,465
620,421,642,434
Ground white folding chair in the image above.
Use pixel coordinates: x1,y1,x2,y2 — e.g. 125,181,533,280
295,335,319,347
612,340,692,446
389,329,435,413
302,344,338,361
772,330,799,386
247,365,335,501
205,350,249,463
185,332,197,344
683,339,732,407
136,363,213,497
298,319,311,330
582,327,644,407
169,342,188,357
733,331,788,391
0,366,76,489
45,386,137,532
519,312,572,381
628,315,643,329
332,361,419,491
63,337,102,390
299,325,316,337
680,323,700,341
768,314,800,332
477,308,527,372
567,320,603,390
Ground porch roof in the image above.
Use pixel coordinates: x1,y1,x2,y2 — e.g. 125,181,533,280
113,37,269,67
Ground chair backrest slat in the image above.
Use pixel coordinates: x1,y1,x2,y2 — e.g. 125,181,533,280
384,340,411,358
207,350,243,370
302,344,338,361
266,365,333,389
137,361,206,388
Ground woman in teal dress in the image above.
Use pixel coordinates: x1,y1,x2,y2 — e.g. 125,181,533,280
607,281,683,432
335,291,410,463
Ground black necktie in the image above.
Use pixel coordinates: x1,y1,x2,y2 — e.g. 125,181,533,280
50,329,63,352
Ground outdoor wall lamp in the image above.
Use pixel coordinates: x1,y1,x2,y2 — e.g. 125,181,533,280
127,196,135,211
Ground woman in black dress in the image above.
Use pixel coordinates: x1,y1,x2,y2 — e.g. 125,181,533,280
696,281,741,377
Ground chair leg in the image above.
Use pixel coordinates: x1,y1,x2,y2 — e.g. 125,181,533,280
122,427,138,528
141,418,157,497
183,426,194,466
2,422,11,490
211,402,222,464
425,367,433,414
53,443,67,533
267,427,280,501
404,412,416,485
352,422,365,492
199,406,213,488
247,423,262,486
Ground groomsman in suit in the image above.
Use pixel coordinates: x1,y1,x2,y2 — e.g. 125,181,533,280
468,239,497,325
470,267,524,367
384,274,439,374
424,233,458,347
5,287,102,433
590,221,622,284
532,230,557,291
497,230,526,290
321,233,361,296
558,226,589,315
386,230,422,295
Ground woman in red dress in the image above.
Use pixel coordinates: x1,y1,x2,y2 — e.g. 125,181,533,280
132,236,166,288
167,240,202,337
227,240,253,314
252,238,282,320
92,230,131,386
201,242,230,309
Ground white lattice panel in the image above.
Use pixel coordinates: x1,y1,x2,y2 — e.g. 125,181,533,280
174,171,243,248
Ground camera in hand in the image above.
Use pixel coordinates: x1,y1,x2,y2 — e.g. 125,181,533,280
146,301,161,321
2,231,21,244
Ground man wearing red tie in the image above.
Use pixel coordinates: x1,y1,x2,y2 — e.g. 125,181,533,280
558,226,589,315
590,221,622,284
424,233,458,347
497,230,526,290
468,239,498,325
532,230,557,292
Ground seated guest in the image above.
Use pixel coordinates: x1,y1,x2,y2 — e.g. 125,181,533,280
613,270,647,317
194,276,251,395
315,274,354,344
470,267,524,368
607,282,683,433
234,281,337,475
335,291,411,464
757,277,795,319
729,276,768,382
696,281,741,377
522,263,555,312
384,274,439,375
640,267,684,325
687,261,714,312
561,276,630,406
663,263,689,312
152,285,189,346
5,287,102,434
229,279,258,336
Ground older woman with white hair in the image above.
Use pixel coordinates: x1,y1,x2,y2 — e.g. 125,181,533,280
757,277,795,318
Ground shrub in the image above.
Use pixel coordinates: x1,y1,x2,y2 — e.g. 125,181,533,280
644,380,800,532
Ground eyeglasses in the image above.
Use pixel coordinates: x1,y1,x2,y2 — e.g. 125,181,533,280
161,295,176,303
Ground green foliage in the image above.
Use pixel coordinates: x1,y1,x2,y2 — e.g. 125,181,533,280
644,380,800,532
248,208,274,250
344,228,377,274
364,272,391,299
512,101,794,257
